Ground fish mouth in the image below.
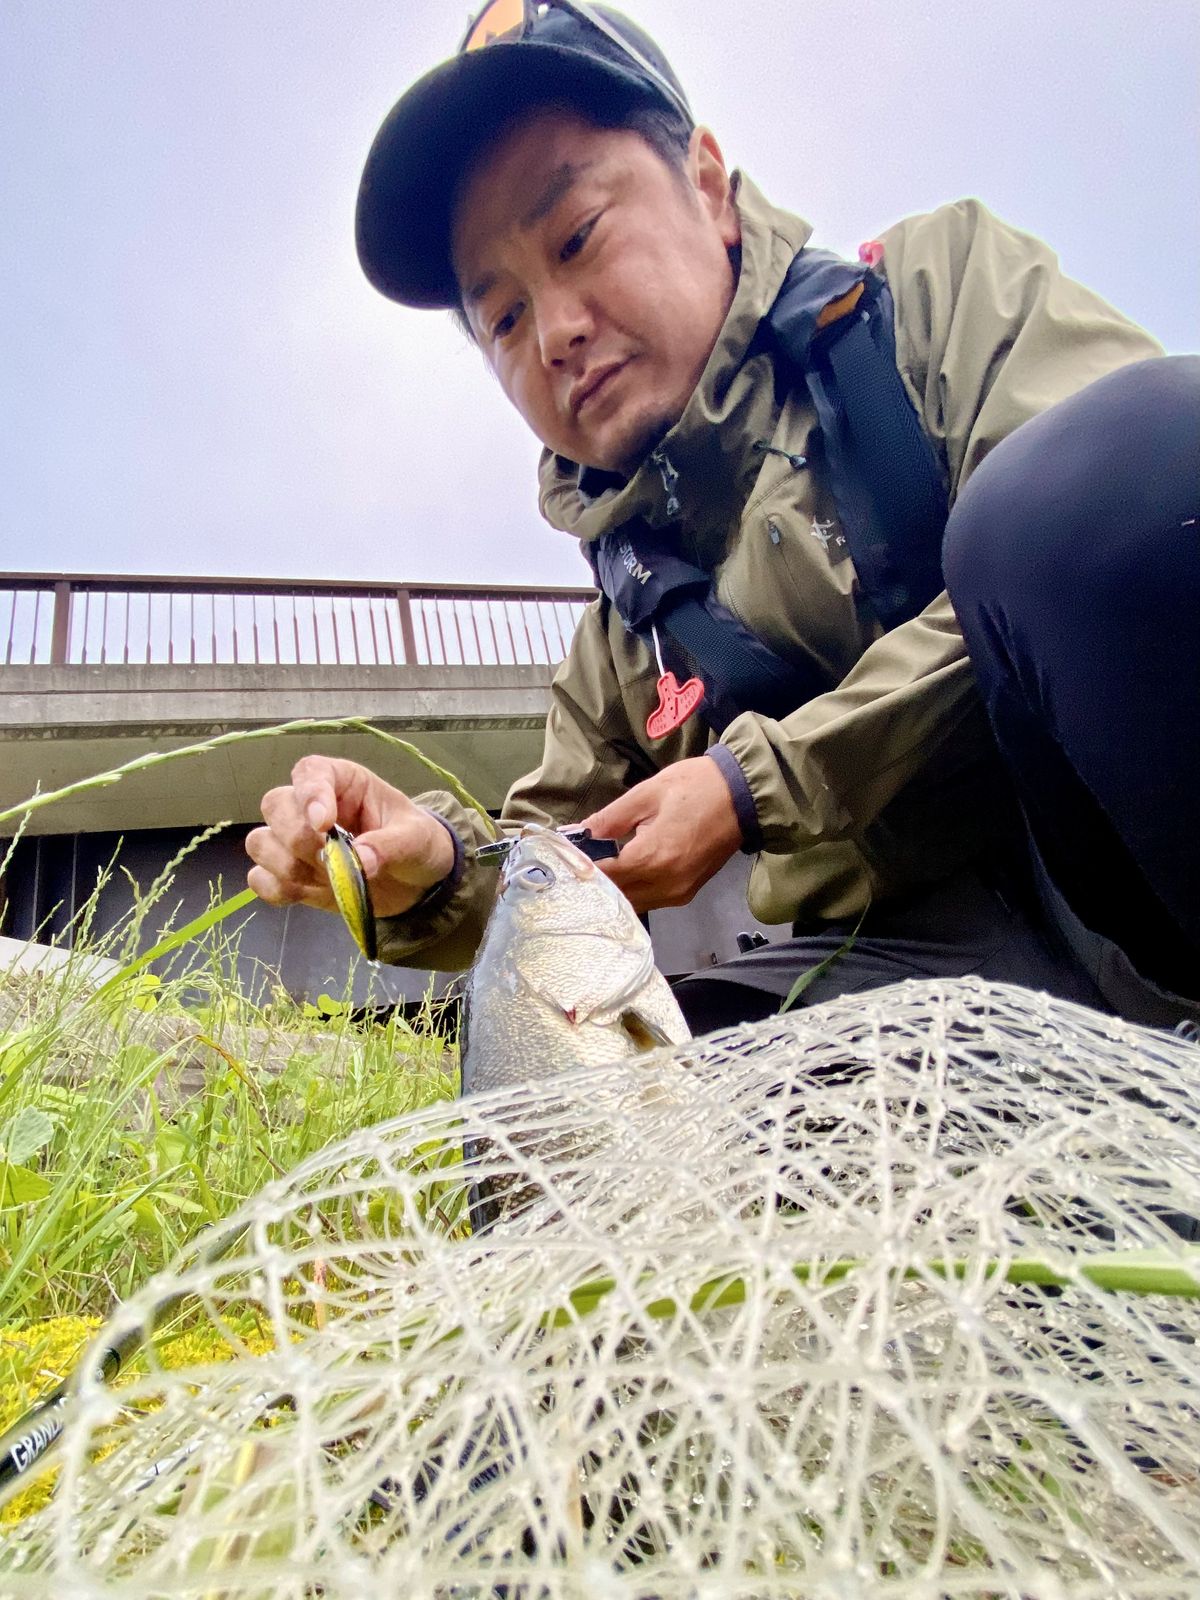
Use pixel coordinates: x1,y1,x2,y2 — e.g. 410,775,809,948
499,825,595,895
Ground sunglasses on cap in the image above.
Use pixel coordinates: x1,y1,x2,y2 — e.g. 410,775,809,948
460,0,693,125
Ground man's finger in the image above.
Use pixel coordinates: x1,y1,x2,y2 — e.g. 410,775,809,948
258,785,327,864
289,755,355,837
597,858,681,914
245,825,326,889
581,783,657,841
595,828,670,904
596,853,643,897
246,863,335,910
246,825,335,910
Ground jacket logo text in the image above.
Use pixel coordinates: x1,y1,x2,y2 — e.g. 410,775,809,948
619,542,652,585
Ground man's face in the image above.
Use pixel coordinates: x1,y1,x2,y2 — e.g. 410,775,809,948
451,109,741,475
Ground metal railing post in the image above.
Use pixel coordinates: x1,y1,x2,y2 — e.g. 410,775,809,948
395,586,418,665
50,581,72,666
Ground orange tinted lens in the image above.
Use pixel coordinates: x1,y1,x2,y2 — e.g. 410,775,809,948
463,0,526,51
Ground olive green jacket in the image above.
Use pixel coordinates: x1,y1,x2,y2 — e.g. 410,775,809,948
377,177,1162,971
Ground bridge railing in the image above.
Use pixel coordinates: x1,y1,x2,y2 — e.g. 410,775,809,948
0,574,595,670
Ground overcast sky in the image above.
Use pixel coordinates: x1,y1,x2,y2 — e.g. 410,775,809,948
2,0,1197,589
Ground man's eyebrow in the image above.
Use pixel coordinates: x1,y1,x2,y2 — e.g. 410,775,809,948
465,270,497,308
519,159,596,231
463,160,600,307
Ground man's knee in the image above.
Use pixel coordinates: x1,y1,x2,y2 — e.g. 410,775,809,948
944,354,1200,622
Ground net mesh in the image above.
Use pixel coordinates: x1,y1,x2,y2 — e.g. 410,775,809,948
3,976,1200,1597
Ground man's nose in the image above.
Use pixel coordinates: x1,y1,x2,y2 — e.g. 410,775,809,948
535,288,593,368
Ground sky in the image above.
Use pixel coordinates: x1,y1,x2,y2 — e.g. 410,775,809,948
2,0,1197,589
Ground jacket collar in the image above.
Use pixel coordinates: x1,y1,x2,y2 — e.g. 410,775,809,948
537,175,811,565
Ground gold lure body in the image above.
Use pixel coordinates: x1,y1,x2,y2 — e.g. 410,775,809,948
322,824,377,962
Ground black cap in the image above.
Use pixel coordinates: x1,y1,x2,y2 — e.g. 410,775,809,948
355,4,693,309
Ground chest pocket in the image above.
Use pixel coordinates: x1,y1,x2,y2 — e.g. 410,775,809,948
714,433,873,694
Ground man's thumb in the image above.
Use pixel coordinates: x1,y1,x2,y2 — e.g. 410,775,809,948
353,812,453,888
351,840,379,879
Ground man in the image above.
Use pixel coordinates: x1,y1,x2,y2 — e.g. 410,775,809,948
247,2,1199,1029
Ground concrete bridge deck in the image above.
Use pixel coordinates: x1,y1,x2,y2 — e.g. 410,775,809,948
0,661,555,835
1,572,590,834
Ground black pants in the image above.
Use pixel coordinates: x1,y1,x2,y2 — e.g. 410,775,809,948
675,356,1200,1035
945,355,1200,1001
671,867,1103,1034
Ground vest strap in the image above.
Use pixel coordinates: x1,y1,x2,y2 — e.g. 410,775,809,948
591,526,815,734
767,249,950,631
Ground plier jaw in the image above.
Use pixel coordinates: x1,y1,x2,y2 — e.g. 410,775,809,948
474,825,620,867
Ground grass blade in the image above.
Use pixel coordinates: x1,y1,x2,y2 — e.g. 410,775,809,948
779,901,869,1013
0,717,496,838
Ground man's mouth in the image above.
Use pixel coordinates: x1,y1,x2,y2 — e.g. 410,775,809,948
570,360,628,418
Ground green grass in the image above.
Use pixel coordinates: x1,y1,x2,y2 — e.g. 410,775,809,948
0,716,475,1524
0,716,478,1335
0,918,457,1329
0,716,469,1524
0,850,458,1524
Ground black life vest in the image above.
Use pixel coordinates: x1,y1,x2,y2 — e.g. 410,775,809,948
587,247,950,735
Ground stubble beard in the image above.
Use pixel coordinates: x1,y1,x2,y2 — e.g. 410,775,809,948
608,410,677,479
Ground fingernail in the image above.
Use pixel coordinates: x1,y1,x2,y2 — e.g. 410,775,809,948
355,842,378,878
306,801,326,833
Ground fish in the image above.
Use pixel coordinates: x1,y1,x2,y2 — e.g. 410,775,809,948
461,824,690,1093
321,824,377,962
459,824,691,1230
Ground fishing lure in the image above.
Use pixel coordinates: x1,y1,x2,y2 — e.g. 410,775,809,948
322,824,377,962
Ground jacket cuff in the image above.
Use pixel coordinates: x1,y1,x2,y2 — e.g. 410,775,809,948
372,811,477,969
407,808,465,913
720,710,853,851
704,744,763,853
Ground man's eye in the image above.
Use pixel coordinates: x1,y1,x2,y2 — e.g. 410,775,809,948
492,303,523,340
560,216,598,262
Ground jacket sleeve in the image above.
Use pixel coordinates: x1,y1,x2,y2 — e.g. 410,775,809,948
375,601,653,970
718,198,1164,857
881,197,1166,495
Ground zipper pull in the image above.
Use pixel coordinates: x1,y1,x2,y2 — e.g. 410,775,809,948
650,448,682,518
753,440,807,472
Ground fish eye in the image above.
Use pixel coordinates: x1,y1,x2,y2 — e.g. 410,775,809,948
514,863,555,890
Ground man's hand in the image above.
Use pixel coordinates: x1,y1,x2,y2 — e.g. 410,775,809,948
245,756,455,920
580,756,742,913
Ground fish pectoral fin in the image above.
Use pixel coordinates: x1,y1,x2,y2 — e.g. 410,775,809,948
617,1009,675,1052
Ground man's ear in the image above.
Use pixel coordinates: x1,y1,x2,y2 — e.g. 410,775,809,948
689,127,741,249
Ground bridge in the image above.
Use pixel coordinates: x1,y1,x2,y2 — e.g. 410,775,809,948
1,573,776,1001
1,572,590,834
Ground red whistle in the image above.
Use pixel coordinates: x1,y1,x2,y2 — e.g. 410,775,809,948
646,671,705,739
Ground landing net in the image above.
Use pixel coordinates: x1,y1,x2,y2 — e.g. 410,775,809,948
2,977,1199,1597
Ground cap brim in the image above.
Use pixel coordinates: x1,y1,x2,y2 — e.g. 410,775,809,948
356,43,668,309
